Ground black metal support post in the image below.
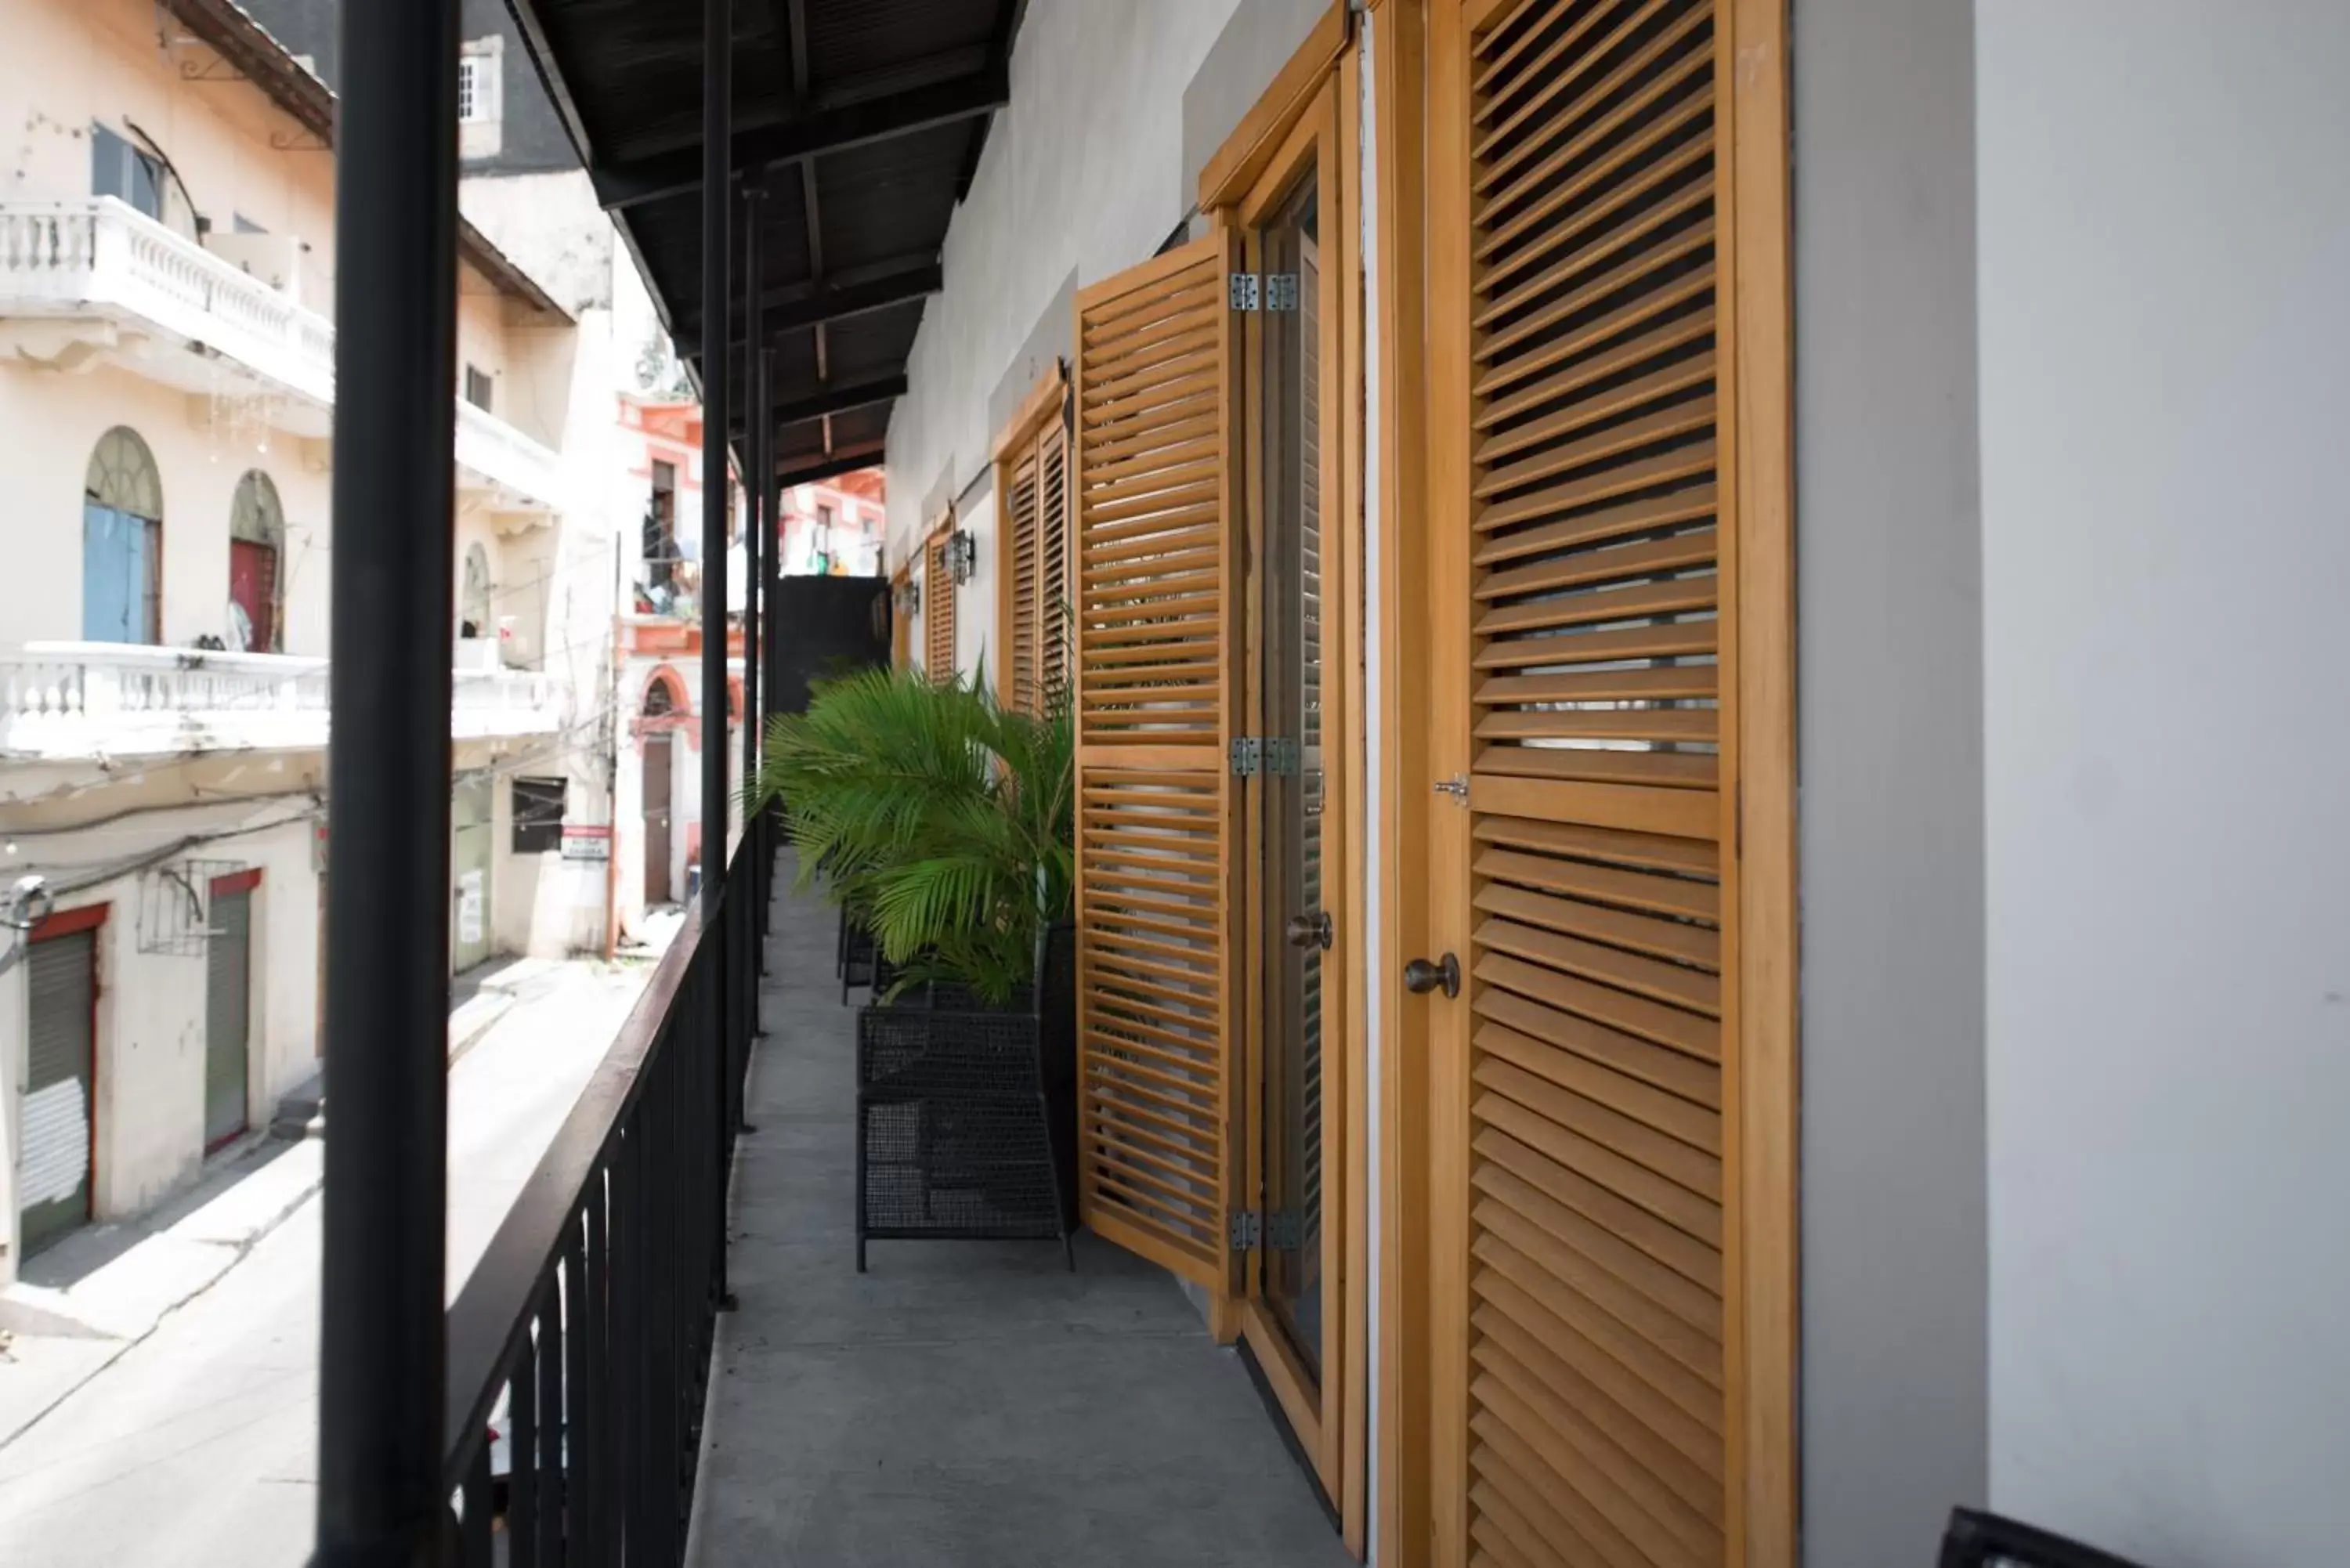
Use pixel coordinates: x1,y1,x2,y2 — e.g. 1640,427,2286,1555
742,185,768,995
315,3,458,1564
701,0,735,1313
759,344,783,950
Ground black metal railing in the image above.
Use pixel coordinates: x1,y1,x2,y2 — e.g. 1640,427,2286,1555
437,826,770,1566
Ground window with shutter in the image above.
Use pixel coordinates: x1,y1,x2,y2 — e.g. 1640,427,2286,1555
1068,231,1242,1289
994,368,1074,716
923,521,956,681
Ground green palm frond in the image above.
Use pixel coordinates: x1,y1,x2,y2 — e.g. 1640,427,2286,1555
744,663,1074,1004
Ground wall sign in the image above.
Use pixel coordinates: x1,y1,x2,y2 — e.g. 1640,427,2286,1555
561,825,613,862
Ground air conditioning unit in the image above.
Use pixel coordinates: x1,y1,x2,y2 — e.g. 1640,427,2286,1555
206,233,310,307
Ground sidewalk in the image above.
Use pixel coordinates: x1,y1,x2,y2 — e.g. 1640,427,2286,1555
0,951,646,1451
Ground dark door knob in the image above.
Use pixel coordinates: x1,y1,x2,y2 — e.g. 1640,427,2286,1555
1285,910,1332,951
1402,953,1460,999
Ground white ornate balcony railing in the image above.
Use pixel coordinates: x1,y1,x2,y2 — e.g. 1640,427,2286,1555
455,396,570,515
1,200,569,513
0,644,559,760
0,198,336,406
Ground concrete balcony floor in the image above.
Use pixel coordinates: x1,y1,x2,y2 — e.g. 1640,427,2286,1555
692,874,1350,1566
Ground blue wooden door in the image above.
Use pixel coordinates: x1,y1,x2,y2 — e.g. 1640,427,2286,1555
81,502,150,643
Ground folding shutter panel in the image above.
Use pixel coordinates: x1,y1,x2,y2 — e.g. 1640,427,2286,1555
924,529,955,680
1069,231,1239,1288
1003,417,1074,717
1444,1,1734,1563
1036,418,1072,706
1004,444,1043,712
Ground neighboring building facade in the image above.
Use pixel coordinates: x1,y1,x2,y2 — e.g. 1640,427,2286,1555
609,396,745,945
777,470,887,581
0,0,655,1279
867,2,2349,1566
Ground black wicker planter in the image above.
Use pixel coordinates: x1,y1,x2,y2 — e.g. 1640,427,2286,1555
854,923,1077,1270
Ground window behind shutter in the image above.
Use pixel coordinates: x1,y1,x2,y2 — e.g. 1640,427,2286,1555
1068,230,1241,1288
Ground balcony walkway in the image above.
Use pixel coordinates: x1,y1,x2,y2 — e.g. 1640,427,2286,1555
689,865,1352,1566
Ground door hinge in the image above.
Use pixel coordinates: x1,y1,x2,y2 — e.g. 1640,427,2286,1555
1228,1209,1305,1252
1228,272,1261,312
1264,273,1300,312
1229,736,1300,777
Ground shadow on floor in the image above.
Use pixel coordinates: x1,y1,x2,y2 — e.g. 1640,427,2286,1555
690,866,1352,1568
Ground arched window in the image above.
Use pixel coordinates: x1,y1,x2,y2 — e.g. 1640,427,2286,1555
82,427,163,644
228,471,283,652
642,677,677,717
642,669,688,718
460,543,492,639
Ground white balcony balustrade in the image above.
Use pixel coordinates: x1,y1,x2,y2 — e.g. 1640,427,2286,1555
0,199,569,512
0,643,559,761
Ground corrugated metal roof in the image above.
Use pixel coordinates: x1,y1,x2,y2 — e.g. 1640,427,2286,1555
503,0,1026,485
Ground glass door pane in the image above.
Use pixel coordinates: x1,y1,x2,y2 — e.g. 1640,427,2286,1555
1257,172,1324,1381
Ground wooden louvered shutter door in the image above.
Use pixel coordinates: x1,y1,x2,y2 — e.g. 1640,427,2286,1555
1432,1,1741,1564
924,528,955,680
1069,232,1239,1288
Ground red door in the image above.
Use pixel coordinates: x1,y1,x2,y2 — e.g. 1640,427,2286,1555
230,539,277,652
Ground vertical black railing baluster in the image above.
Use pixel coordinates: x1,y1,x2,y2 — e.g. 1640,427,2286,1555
615,1121,644,1561
511,1346,537,1568
569,1206,605,1566
536,1285,564,1565
461,1442,492,1566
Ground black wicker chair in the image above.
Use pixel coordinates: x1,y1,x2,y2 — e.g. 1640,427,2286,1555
1940,1508,2153,1568
853,927,1076,1271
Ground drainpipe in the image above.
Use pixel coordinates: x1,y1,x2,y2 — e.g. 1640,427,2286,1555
314,3,457,1563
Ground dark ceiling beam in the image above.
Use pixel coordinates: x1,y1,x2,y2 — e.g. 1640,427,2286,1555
732,375,906,436
776,439,887,489
593,66,1011,211
677,262,941,350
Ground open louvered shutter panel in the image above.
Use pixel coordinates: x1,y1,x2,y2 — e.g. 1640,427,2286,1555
1444,0,1737,1562
1036,420,1072,706
1069,230,1239,1288
1005,443,1043,710
1000,417,1073,716
924,526,955,680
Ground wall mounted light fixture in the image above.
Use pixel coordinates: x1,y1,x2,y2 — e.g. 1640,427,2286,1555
945,529,977,586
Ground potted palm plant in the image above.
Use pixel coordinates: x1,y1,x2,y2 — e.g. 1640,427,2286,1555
747,667,1077,1268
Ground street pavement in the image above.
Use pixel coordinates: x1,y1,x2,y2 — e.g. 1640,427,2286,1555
0,956,658,1567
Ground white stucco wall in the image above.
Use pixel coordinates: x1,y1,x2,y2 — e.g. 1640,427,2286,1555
0,361,333,654
2,0,340,281
0,767,322,1284
882,0,1259,674
1978,5,2350,1563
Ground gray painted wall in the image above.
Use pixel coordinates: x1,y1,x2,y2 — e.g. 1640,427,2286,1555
886,0,1329,676
1977,5,2350,1563
1793,0,1988,1562
1179,0,1330,215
